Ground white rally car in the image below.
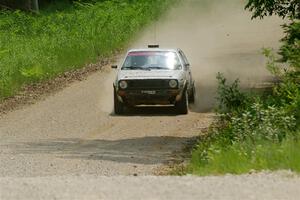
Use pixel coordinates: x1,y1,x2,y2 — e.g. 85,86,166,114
112,45,195,115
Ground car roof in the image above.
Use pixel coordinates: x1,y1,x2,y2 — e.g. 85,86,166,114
127,48,180,53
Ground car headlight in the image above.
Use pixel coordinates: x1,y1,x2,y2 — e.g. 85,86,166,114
169,80,178,88
119,80,128,89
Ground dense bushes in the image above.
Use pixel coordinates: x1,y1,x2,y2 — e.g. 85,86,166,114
188,71,299,175
280,21,300,72
187,1,300,174
188,58,300,175
0,0,172,99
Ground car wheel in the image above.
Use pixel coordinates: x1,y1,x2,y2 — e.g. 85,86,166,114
176,89,188,115
189,84,196,103
114,88,124,115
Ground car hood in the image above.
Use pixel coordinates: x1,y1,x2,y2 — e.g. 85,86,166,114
118,70,183,80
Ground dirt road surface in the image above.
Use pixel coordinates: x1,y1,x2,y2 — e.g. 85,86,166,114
0,66,213,177
1,0,299,199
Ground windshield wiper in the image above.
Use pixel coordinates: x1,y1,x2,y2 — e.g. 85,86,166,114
147,66,169,70
122,66,150,70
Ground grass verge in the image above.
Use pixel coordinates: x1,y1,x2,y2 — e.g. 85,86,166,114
188,131,300,176
0,0,172,99
186,72,300,176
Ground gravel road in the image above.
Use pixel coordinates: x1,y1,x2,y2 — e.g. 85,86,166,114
1,172,300,200
1,0,299,199
0,66,213,177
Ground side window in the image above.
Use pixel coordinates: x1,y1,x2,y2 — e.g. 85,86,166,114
178,50,189,70
181,51,189,65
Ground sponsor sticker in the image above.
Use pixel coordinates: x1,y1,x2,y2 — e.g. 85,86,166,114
141,90,156,95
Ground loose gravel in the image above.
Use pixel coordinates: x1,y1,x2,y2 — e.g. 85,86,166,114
1,172,300,200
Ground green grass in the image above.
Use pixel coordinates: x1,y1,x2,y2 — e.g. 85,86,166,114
186,73,300,176
188,131,300,175
0,0,172,99
182,0,300,177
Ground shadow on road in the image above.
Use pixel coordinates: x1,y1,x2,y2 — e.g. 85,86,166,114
109,106,180,117
109,103,211,117
8,136,198,165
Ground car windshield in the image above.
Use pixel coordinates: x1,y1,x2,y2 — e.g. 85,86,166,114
122,51,182,70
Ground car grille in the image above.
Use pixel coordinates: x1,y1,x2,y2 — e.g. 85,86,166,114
125,79,171,90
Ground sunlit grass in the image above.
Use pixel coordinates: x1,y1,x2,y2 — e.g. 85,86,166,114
187,72,300,176
0,0,172,99
188,131,300,176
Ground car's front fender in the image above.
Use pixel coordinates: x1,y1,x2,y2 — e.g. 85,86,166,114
175,80,188,101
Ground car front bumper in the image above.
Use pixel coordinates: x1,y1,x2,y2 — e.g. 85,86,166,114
117,89,183,106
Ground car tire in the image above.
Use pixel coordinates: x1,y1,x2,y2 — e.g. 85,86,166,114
189,84,196,103
176,89,188,115
114,88,124,115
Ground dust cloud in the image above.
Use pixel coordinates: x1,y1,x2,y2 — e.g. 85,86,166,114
129,0,285,112
97,66,116,113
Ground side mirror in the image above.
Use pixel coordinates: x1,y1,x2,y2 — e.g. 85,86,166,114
184,63,190,70
111,65,118,69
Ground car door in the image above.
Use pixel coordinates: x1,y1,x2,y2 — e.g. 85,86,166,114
178,50,193,90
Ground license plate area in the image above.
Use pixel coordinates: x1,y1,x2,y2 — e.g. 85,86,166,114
141,90,156,95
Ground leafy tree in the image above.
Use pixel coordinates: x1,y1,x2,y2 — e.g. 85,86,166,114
280,22,300,68
246,0,300,73
245,0,300,19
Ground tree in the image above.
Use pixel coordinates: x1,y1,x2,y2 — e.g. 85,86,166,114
245,0,300,19
32,0,39,13
0,0,39,12
246,0,300,73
